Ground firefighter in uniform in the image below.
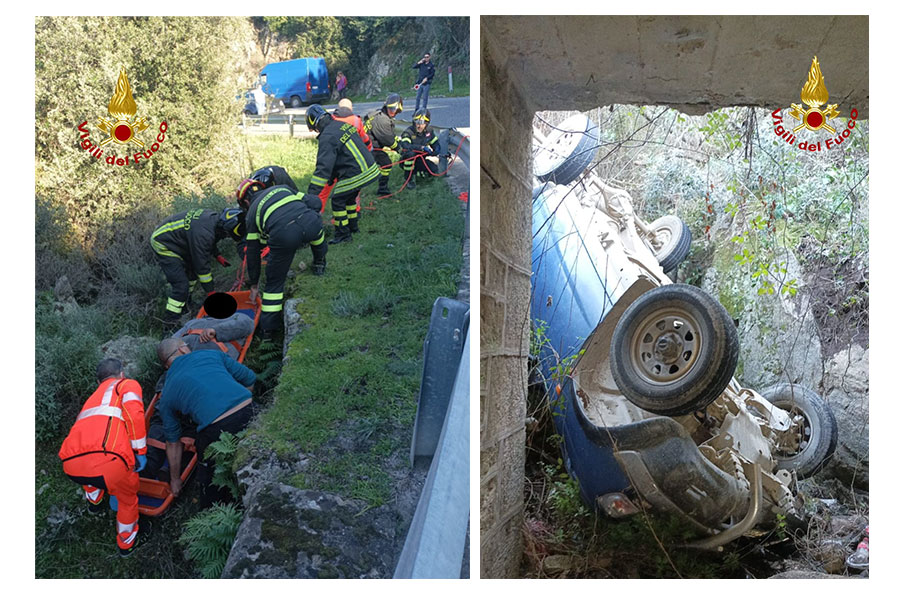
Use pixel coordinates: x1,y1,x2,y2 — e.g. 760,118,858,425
59,358,147,557
244,184,328,336
364,93,403,198
315,99,372,216
305,104,379,243
400,109,442,190
151,208,246,327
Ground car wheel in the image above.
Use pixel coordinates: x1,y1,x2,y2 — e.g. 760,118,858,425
610,284,739,416
760,383,838,479
533,114,599,185
648,215,692,272
290,96,301,108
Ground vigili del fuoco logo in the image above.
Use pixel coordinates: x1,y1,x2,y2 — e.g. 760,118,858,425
771,56,859,152
76,67,168,166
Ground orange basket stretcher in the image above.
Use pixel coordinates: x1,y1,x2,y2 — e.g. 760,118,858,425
137,290,261,516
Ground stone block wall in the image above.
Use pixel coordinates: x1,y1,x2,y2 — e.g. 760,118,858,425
479,20,533,579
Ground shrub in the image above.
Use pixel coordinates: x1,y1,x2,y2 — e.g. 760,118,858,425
178,503,244,578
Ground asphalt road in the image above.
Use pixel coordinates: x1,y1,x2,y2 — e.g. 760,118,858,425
267,95,470,129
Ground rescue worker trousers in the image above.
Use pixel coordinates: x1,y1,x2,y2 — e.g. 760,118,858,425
260,214,326,331
401,151,433,178
155,253,197,316
331,189,361,233
320,182,361,225
63,453,140,550
374,148,393,194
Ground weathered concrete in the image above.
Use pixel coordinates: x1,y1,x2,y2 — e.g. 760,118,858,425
484,16,868,118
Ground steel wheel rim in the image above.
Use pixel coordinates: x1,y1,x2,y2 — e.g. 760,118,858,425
651,223,674,252
774,402,812,458
630,306,702,385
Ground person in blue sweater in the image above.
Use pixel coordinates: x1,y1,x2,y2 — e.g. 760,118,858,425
155,338,257,500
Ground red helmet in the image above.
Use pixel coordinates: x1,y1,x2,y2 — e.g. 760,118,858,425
236,178,264,210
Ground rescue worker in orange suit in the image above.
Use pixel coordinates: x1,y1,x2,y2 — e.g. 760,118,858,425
155,338,256,504
400,109,442,190
151,208,246,327
59,358,147,557
306,104,379,243
364,93,403,198
316,99,372,217
245,184,328,337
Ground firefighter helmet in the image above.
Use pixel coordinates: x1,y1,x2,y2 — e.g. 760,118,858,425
219,207,246,241
413,109,430,124
306,104,328,131
384,93,403,115
236,178,264,209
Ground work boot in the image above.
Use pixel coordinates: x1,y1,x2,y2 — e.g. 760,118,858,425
86,489,106,514
348,218,360,234
406,176,416,190
162,311,181,332
312,259,326,276
330,224,353,245
377,174,391,197
259,329,279,342
117,521,152,558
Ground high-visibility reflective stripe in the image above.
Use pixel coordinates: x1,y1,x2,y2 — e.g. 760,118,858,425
255,188,288,234
166,298,185,312
261,304,283,312
261,292,284,301
310,175,328,187
345,138,368,173
77,405,124,422
131,437,146,450
310,231,325,245
100,380,119,407
151,238,181,258
334,163,380,194
333,210,348,218
246,232,260,241
347,211,358,220
401,136,412,143
261,196,300,230
197,273,212,283
117,520,137,534
122,392,141,405
151,218,186,240
85,487,102,502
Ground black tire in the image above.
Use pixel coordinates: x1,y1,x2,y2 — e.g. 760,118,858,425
533,114,599,186
760,383,838,479
610,284,739,416
648,215,692,272
290,95,302,108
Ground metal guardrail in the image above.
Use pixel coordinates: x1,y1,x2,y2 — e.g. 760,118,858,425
394,321,470,579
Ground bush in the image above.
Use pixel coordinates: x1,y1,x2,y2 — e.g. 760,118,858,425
179,503,244,578
35,17,256,239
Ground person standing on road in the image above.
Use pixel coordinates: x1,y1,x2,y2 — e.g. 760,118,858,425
413,52,436,112
336,71,348,100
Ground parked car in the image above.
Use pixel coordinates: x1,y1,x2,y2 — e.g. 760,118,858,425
260,58,330,108
530,114,838,548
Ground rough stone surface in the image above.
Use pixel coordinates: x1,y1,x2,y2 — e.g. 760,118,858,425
485,16,868,118
53,275,79,315
282,298,307,357
819,344,869,488
702,246,823,391
98,335,158,379
222,481,396,579
769,570,854,579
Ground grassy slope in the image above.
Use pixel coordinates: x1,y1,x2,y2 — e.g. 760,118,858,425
240,137,464,506
35,135,464,577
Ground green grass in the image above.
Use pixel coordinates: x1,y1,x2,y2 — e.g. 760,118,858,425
245,144,464,505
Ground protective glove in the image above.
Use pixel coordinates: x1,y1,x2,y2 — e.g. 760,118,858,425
135,454,147,472
216,255,231,267
424,146,433,155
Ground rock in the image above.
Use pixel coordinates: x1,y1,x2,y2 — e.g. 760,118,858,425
53,275,79,315
283,298,307,356
769,570,852,579
702,243,823,390
542,554,577,575
99,335,158,379
810,539,848,574
819,344,869,488
221,481,397,578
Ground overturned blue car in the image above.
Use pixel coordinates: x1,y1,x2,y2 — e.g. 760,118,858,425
530,114,837,548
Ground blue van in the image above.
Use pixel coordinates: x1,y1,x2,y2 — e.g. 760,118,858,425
260,58,330,108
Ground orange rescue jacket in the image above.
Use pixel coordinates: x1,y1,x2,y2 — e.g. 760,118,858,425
59,378,147,469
